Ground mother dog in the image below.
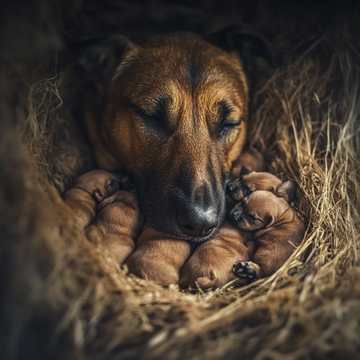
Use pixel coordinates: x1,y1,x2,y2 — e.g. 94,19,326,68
79,27,275,242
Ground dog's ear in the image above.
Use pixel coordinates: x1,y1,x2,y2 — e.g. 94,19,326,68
78,35,132,86
275,180,298,203
207,26,277,87
209,26,277,67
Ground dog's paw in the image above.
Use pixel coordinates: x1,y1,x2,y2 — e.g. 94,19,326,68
233,261,259,283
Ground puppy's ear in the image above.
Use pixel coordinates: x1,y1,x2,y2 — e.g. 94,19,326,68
78,35,133,86
93,189,104,202
207,26,277,86
275,180,298,203
265,214,276,228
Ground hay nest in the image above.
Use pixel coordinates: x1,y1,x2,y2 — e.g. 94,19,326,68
1,1,360,359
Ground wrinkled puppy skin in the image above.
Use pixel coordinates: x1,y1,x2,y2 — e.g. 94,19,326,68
86,190,144,266
179,222,255,290
231,182,305,281
125,223,191,286
62,170,124,228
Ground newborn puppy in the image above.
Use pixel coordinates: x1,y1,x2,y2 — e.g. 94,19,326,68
125,223,191,286
230,181,305,281
63,170,123,228
86,190,144,266
229,140,267,182
179,222,255,290
227,171,283,203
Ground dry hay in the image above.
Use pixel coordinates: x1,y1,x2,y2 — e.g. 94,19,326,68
1,1,360,359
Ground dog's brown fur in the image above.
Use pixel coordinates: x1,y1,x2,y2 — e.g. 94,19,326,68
229,140,267,182
81,32,251,240
231,188,305,280
62,170,122,228
125,223,191,286
86,190,144,266
179,222,255,290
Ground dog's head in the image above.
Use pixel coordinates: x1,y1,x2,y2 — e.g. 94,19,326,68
230,190,290,231
79,30,275,242
227,171,283,202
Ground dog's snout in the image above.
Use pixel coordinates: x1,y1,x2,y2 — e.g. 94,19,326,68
175,181,221,238
177,206,218,237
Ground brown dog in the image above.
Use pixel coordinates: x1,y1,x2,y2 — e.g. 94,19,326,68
124,223,191,286
86,190,144,266
229,140,267,182
230,183,305,281
62,170,122,228
79,29,275,242
227,171,284,203
179,222,255,290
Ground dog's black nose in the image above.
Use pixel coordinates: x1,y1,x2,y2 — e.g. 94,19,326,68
177,206,218,238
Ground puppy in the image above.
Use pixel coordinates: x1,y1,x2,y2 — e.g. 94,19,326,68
229,140,267,182
227,171,284,203
179,222,255,290
230,182,305,281
125,223,191,286
62,170,123,228
86,190,144,266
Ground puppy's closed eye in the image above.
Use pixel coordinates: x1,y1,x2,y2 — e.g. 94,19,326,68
249,214,263,224
240,167,250,176
107,180,120,193
243,186,252,197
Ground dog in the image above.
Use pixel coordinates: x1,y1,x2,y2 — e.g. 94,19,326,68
79,28,275,242
230,182,305,281
179,222,255,290
86,190,144,266
227,171,284,203
125,223,191,286
62,170,123,228
179,139,265,290
229,140,267,182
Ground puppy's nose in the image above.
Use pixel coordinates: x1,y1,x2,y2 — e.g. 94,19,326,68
227,182,237,194
231,206,243,223
177,206,218,237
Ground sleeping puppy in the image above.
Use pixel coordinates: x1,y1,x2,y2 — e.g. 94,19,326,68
227,171,283,203
125,223,191,286
62,170,123,228
229,140,267,182
86,189,144,266
230,181,305,281
179,222,255,290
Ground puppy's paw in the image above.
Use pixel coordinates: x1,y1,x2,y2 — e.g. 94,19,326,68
233,261,259,283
